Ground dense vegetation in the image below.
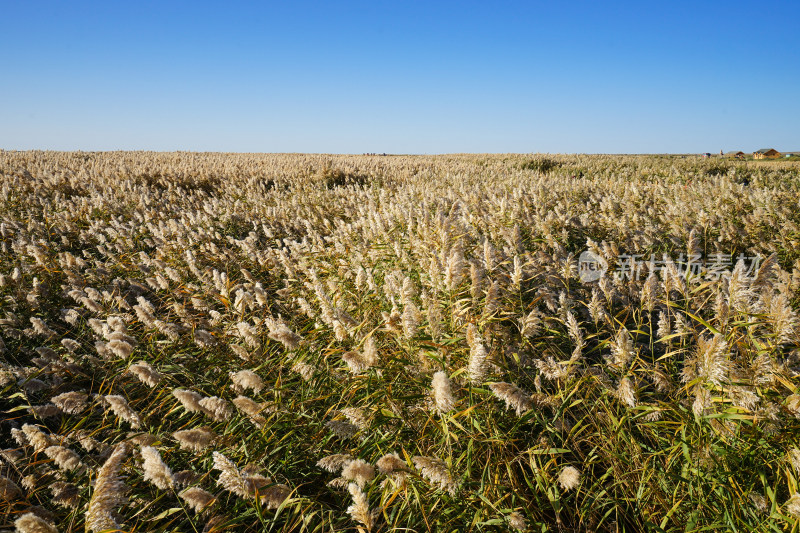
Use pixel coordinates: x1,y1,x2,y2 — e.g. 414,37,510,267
1,151,800,532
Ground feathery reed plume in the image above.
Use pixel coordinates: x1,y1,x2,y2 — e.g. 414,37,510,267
656,311,671,340
615,377,637,408
236,321,260,349
640,273,659,312
172,388,207,414
0,475,22,501
50,481,80,508
431,371,457,414
506,511,528,531
127,361,161,387
565,310,584,356
341,407,369,430
213,453,281,504
61,338,81,353
681,334,729,386
402,301,421,339
341,459,375,487
104,395,143,428
212,451,248,498
521,309,542,337
467,340,488,384
173,470,198,487
173,427,216,451
376,452,410,475
86,442,130,533
14,513,58,533
44,445,85,473
229,370,264,394
342,349,373,374
179,486,216,514
140,446,174,490
728,259,754,312
362,335,379,367
229,344,250,360
786,394,800,418
30,317,57,337
50,391,88,415
535,356,569,380
198,396,233,422
766,293,797,345
22,424,53,452
609,326,635,369
587,289,606,324
317,454,354,473
1,448,24,466
232,396,268,427
557,465,581,491
265,318,303,350
651,364,673,394
291,361,315,381
326,420,358,439
786,493,800,518
412,456,457,495
484,279,500,317
30,404,61,419
106,338,135,359
259,484,291,510
346,482,376,531
687,227,702,263
70,430,108,454
787,448,800,474
194,329,216,348
489,382,533,415
752,252,777,290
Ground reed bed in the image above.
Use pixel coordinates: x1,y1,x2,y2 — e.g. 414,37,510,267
0,151,799,531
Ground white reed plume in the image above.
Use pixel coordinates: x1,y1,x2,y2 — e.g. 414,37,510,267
22,424,53,452
14,513,58,533
179,486,216,514
489,382,533,415
50,391,88,414
557,465,581,491
317,454,354,473
229,369,264,394
50,481,80,508
127,361,161,387
104,395,142,428
86,442,130,533
173,427,217,451
198,396,233,422
610,326,635,369
172,388,206,414
431,371,457,414
681,334,730,386
412,456,457,495
346,482,376,531
341,459,375,488
140,446,175,490
44,445,86,473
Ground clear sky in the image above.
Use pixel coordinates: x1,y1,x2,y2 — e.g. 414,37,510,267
1,1,797,154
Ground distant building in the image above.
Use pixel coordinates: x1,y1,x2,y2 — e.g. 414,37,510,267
753,148,781,159
724,151,745,159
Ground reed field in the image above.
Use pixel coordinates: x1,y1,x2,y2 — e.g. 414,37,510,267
1,150,800,532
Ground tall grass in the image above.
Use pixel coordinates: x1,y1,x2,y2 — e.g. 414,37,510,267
0,151,799,532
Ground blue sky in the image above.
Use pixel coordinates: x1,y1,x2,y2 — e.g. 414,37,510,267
1,1,797,153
